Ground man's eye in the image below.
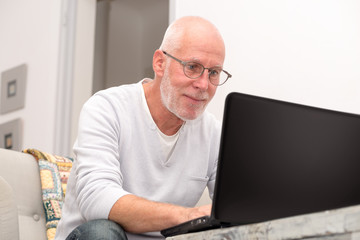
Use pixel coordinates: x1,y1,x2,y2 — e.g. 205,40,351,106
209,69,220,76
186,63,202,72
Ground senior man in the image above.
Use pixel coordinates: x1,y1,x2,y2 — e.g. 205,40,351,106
55,16,231,240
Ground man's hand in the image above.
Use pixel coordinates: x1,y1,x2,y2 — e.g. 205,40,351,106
185,204,212,221
109,194,212,234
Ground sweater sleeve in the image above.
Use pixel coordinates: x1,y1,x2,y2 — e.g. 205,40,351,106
73,93,131,221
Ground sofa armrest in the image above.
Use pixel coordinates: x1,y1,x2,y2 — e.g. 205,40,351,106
0,148,46,240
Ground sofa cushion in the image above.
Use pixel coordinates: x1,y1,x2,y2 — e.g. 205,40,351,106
0,176,20,240
23,149,73,240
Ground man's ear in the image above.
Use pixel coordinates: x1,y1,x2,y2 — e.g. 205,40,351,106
153,49,166,77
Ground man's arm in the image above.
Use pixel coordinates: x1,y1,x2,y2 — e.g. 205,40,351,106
108,194,211,233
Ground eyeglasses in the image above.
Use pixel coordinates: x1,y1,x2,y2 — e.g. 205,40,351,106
162,51,232,86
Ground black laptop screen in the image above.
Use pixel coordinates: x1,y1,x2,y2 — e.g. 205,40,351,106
213,92,360,224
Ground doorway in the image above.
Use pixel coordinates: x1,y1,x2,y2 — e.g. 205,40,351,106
93,0,169,94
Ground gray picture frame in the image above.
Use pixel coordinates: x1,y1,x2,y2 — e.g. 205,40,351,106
1,64,27,114
0,119,22,151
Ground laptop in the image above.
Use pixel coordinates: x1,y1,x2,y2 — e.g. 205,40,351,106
161,92,360,237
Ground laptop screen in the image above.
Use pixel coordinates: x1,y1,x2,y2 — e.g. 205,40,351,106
213,92,360,225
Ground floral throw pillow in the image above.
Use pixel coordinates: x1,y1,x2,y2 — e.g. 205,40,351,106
23,149,73,240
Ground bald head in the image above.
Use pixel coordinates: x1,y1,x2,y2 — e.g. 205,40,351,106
159,16,225,56
148,16,227,124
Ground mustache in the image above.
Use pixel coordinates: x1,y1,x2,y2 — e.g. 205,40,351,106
186,92,209,101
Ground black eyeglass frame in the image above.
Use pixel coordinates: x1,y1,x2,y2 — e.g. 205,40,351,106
162,51,232,86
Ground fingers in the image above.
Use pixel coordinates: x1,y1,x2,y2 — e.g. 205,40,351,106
186,204,212,221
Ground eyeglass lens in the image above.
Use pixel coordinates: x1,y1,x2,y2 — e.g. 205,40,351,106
183,62,228,86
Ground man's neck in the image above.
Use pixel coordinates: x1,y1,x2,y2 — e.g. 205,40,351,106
143,80,185,136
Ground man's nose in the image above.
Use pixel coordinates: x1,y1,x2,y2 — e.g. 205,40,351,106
193,71,209,90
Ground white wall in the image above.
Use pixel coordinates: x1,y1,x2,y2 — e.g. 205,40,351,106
0,1,62,153
171,0,360,121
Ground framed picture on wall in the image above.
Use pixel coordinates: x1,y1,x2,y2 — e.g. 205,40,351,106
0,64,27,114
0,119,22,151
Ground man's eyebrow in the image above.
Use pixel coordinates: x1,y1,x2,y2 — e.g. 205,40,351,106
211,65,223,68
189,57,223,68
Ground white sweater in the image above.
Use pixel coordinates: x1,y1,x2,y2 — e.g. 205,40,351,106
55,80,221,240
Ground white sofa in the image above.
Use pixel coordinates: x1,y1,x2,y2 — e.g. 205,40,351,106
0,148,47,240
